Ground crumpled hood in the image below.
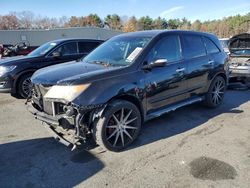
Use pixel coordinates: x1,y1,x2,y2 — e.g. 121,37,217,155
229,33,250,54
0,55,40,66
31,61,119,85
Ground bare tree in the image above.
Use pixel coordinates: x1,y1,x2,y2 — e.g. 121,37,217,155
15,11,35,29
0,14,20,30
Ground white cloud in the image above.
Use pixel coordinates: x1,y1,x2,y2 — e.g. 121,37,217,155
160,6,184,18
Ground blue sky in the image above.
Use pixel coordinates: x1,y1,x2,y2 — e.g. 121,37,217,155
1,0,250,21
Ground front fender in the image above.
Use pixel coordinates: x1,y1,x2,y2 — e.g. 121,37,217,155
72,71,145,107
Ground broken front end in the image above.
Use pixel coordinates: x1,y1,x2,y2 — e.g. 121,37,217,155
228,33,250,83
27,84,104,150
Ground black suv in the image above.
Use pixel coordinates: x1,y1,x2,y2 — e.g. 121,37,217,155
0,39,103,98
27,30,228,151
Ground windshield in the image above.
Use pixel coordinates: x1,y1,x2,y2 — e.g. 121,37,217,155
28,42,58,56
83,35,152,66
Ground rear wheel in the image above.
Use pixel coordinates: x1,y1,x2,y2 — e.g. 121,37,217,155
93,100,142,152
17,73,33,99
204,76,226,108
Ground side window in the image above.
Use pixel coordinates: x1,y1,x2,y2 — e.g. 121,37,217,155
147,35,181,63
183,35,206,59
204,37,220,54
78,42,100,53
52,42,77,56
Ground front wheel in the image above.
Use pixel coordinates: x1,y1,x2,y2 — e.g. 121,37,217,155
204,76,226,108
93,100,142,152
17,73,33,99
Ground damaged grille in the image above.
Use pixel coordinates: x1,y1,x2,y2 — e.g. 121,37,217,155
32,84,66,116
32,84,51,98
32,84,51,113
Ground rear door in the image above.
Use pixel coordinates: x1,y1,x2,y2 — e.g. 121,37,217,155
144,34,188,113
182,34,211,95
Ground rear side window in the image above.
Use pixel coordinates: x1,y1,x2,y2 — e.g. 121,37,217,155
183,35,206,59
78,42,100,53
147,35,181,63
52,42,78,56
204,37,220,54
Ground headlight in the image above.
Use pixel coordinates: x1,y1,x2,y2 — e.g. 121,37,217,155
0,66,16,77
44,84,90,101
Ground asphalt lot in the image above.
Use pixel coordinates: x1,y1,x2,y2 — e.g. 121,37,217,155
0,90,250,188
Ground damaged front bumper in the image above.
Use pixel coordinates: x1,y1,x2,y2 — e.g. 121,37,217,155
26,100,104,150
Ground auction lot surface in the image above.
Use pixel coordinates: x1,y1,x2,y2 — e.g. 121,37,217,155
0,90,250,188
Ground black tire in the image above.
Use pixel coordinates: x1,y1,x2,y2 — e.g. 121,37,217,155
17,73,33,99
93,100,142,152
204,76,226,108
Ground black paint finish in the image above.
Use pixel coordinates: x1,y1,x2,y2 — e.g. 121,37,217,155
30,30,228,120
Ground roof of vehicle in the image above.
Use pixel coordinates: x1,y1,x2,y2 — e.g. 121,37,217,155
117,29,217,39
48,38,104,44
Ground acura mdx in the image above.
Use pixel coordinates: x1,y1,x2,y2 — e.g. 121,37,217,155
27,30,229,151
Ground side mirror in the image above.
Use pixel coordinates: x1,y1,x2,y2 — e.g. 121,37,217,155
52,52,61,58
143,59,167,70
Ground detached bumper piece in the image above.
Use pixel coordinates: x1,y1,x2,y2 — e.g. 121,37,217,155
44,124,72,147
27,101,104,150
27,104,60,125
27,103,82,150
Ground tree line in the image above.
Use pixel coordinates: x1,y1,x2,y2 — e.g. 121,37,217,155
0,11,249,38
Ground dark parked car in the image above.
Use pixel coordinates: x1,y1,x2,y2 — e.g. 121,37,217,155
0,38,103,98
27,30,229,151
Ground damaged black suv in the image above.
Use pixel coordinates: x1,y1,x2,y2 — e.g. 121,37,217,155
27,30,228,151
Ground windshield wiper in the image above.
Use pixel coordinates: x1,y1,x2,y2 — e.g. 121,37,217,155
88,60,112,67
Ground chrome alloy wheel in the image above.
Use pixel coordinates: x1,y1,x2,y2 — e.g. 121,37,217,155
211,79,225,105
106,108,139,148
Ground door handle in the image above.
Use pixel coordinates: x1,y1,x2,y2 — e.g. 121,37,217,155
176,68,185,73
208,60,214,65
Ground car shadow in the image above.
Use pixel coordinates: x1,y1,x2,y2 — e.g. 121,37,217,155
0,138,104,188
126,90,250,151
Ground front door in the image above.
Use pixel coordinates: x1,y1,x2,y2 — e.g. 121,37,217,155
42,41,81,67
144,34,188,114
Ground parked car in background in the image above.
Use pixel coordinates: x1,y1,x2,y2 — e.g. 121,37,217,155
27,30,228,151
0,38,103,98
228,33,250,84
2,42,38,57
219,38,230,54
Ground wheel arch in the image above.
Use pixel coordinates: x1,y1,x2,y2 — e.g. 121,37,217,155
12,69,35,94
214,72,227,83
206,71,227,92
108,94,145,122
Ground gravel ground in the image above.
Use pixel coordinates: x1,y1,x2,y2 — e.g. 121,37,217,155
0,90,250,188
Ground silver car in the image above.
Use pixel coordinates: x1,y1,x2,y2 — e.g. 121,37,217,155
228,33,250,83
